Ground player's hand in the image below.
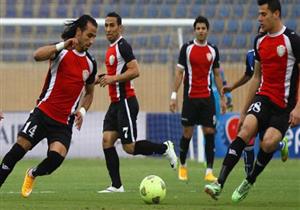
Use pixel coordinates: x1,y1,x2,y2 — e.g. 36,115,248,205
99,75,116,87
238,112,246,132
64,38,78,50
74,111,84,130
222,85,232,94
169,99,177,113
0,111,4,121
95,73,106,85
289,105,300,127
220,96,227,114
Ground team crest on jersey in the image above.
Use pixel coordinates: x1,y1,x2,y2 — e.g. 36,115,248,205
206,53,212,62
277,45,286,57
82,70,89,81
109,55,115,65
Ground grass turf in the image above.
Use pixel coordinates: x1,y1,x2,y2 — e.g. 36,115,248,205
0,158,299,210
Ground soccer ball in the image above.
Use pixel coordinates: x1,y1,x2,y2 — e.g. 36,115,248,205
139,175,166,204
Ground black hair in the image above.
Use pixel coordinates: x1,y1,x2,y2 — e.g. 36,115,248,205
193,15,209,30
257,0,281,17
61,14,98,41
106,12,122,25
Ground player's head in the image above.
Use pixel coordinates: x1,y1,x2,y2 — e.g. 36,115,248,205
193,16,209,43
105,12,123,43
257,0,281,33
61,14,98,51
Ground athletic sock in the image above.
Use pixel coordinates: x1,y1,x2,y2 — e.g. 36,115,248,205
133,140,167,155
103,147,121,188
204,134,215,169
243,145,255,176
32,151,64,176
247,148,274,184
218,137,246,187
0,144,26,187
179,136,191,165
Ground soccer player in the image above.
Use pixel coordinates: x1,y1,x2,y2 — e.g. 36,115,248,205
169,16,226,182
222,27,289,176
205,0,300,202
0,15,98,197
96,12,177,193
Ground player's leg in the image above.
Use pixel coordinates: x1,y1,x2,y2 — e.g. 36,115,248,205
243,137,255,176
0,136,31,188
203,127,217,181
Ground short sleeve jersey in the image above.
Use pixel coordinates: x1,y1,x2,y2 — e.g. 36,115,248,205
177,40,220,99
254,26,300,108
105,36,136,102
37,49,97,124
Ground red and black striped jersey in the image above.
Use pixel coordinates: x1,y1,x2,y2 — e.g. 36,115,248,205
105,36,136,102
177,39,220,99
254,26,300,108
37,49,97,124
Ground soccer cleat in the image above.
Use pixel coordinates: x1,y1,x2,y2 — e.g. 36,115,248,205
204,182,222,200
178,165,188,181
97,185,125,193
21,169,35,198
232,179,252,203
280,137,289,162
163,140,178,170
204,172,218,182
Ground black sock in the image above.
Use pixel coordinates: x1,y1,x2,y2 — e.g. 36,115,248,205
179,136,191,165
32,151,64,177
104,147,121,188
133,140,167,155
218,137,246,187
243,145,255,176
0,144,26,187
247,148,274,184
204,134,215,169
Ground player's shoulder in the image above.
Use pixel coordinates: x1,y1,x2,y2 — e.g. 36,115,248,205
247,49,255,56
283,27,300,40
118,37,132,48
86,51,96,62
207,42,218,50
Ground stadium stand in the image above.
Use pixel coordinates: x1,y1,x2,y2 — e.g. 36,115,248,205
0,0,299,63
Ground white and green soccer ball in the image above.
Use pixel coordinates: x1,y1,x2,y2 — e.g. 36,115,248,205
139,175,166,204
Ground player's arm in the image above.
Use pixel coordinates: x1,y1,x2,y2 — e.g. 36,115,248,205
0,111,4,121
33,38,78,61
289,63,300,127
223,74,252,93
213,67,226,114
238,61,262,128
75,83,95,130
169,66,184,113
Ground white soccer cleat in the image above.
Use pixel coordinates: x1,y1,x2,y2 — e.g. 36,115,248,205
97,185,125,193
163,140,178,170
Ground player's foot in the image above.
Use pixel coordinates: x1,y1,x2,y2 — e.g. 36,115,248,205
281,137,289,162
21,168,35,198
97,185,125,193
178,165,188,181
163,140,178,170
204,182,222,200
232,179,252,203
204,172,217,182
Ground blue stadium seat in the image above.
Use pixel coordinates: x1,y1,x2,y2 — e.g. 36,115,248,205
38,4,50,18
157,53,168,63
16,54,28,62
72,4,85,18
5,4,17,17
235,35,247,48
3,54,15,62
20,26,33,34
119,4,131,18
150,35,161,48
160,4,172,18
208,34,219,46
212,20,225,33
247,4,258,19
241,20,254,33
232,4,244,18
291,4,300,18
226,20,239,33
136,36,148,47
22,4,33,17
143,53,155,63
149,0,163,4
91,5,101,17
131,4,145,18
218,5,231,18
104,4,118,16
5,0,18,5
221,36,233,48
190,5,201,18
2,41,15,49
286,20,297,32
146,5,159,18
229,53,242,62
175,4,187,18
56,5,68,17
202,5,216,18
4,26,16,34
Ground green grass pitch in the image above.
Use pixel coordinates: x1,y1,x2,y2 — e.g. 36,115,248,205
0,158,299,210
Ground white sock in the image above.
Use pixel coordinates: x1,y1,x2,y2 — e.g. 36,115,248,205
205,168,213,175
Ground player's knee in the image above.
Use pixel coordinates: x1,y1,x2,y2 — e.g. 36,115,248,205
238,125,255,143
123,143,134,154
102,137,114,148
261,139,277,153
46,151,65,175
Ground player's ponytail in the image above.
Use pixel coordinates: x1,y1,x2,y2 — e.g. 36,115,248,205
61,14,98,41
